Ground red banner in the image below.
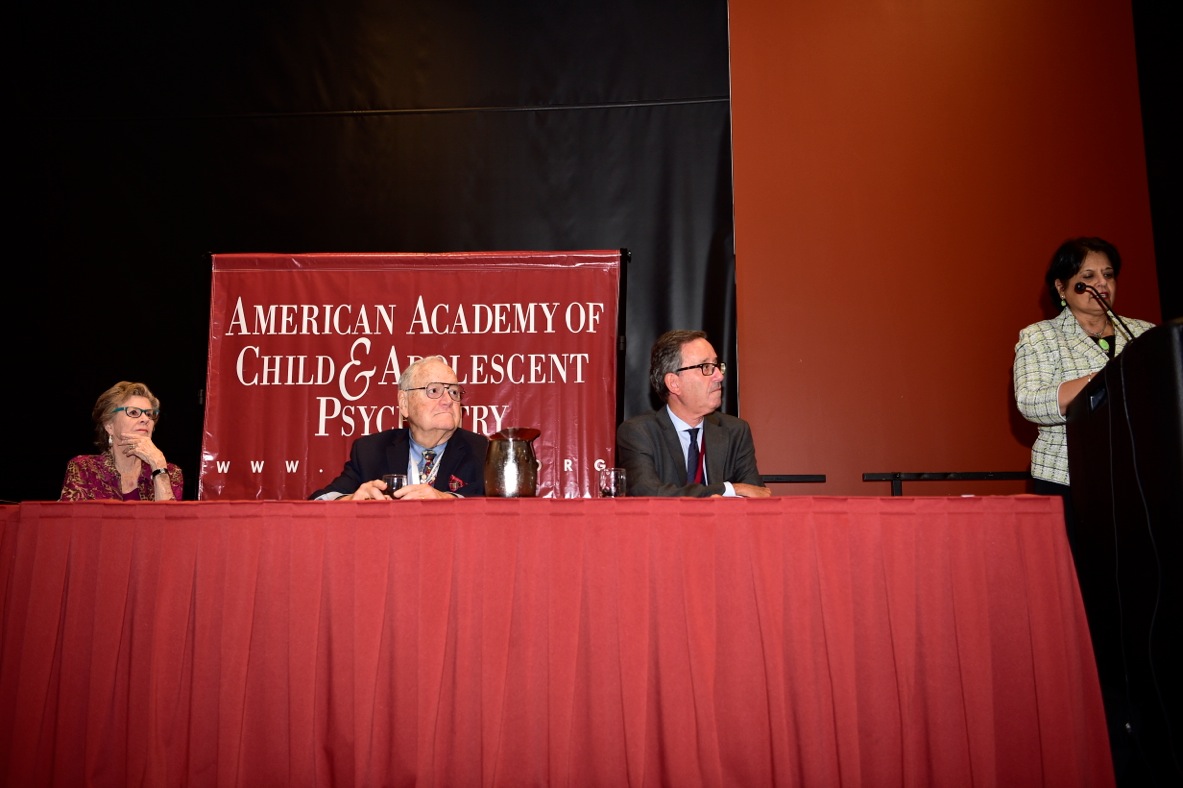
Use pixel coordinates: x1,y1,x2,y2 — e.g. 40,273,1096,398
200,252,621,499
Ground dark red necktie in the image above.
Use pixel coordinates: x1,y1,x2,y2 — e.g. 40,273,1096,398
687,428,702,484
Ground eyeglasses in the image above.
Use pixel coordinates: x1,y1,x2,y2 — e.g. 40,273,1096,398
113,406,160,421
402,382,466,401
674,361,727,376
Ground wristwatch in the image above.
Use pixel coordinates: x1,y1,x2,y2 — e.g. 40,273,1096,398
152,467,168,479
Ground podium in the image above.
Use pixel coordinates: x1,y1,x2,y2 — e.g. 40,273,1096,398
1066,318,1182,784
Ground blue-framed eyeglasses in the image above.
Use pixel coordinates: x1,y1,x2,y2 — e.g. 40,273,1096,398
113,406,161,421
675,362,727,376
402,382,466,401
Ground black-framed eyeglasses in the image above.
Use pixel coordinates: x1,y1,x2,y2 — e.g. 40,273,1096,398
402,382,466,401
113,406,161,421
674,361,727,376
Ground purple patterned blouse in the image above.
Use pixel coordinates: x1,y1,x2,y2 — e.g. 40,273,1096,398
59,452,184,501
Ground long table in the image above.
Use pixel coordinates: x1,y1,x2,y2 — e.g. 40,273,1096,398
0,497,1112,786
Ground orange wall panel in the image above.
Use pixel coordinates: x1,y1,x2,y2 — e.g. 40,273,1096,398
729,0,1160,495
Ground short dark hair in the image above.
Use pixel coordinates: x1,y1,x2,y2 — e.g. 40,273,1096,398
649,330,707,402
1045,237,1122,310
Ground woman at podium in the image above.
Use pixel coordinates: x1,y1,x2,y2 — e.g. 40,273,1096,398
1013,237,1154,551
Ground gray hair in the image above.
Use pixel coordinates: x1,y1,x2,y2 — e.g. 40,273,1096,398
398,355,450,390
649,330,707,402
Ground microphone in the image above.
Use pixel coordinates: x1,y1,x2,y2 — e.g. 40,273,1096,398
1073,282,1135,341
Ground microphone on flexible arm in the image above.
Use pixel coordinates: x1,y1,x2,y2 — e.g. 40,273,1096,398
1073,282,1136,341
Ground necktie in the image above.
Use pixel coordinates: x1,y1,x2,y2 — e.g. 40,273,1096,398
686,428,700,484
421,450,436,481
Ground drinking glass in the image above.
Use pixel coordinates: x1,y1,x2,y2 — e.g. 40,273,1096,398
599,468,627,498
382,474,408,497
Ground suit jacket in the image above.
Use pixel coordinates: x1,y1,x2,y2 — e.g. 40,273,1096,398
309,428,488,499
1014,307,1154,485
616,407,764,497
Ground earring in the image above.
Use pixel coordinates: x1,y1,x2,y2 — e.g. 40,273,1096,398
1060,298,1066,307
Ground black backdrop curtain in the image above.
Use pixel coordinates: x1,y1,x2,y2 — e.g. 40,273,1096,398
8,0,735,502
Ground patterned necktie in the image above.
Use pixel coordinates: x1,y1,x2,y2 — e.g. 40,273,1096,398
421,450,436,480
686,428,700,484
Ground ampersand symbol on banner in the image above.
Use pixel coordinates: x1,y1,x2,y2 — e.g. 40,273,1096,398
338,337,376,401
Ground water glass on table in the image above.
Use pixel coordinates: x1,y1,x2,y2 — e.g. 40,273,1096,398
599,468,627,498
382,474,407,497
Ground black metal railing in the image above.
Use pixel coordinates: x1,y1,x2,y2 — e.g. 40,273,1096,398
761,474,827,484
862,471,1030,497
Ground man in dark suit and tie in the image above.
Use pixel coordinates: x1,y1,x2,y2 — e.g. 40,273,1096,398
616,330,770,498
309,355,487,500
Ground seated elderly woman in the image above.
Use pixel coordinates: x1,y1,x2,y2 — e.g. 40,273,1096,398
59,381,184,501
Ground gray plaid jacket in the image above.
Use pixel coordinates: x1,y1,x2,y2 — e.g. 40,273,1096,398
1013,307,1154,485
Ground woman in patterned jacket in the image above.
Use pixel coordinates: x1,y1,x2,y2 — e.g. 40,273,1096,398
1013,237,1154,553
59,381,184,501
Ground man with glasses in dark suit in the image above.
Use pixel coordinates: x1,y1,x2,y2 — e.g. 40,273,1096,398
616,330,770,498
309,355,487,500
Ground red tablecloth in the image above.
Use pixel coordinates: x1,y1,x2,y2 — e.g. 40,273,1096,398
0,497,1112,786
